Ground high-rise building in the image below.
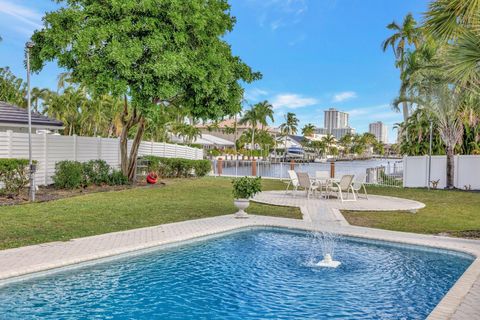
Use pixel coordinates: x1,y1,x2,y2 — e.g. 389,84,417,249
315,108,354,140
369,121,388,143
314,127,355,140
324,108,349,130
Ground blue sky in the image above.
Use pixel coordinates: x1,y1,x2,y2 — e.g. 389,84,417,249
0,0,428,142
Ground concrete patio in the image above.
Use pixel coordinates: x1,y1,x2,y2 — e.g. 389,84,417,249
253,190,425,226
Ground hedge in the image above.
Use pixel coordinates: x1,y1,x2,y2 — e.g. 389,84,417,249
143,156,211,178
53,160,129,189
0,158,32,196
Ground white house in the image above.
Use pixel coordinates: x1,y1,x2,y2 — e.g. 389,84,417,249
0,101,63,133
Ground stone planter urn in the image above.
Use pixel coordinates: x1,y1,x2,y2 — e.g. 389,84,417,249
234,199,250,218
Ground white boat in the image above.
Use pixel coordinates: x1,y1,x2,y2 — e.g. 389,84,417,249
286,147,305,159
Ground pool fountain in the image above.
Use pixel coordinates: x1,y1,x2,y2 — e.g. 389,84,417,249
311,231,341,268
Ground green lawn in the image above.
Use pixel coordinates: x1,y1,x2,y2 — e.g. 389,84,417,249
343,186,480,237
0,177,300,250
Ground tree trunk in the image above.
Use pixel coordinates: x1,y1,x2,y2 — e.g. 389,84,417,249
446,146,455,189
119,96,143,182
127,117,145,181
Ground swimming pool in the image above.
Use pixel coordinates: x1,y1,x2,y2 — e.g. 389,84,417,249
0,229,473,319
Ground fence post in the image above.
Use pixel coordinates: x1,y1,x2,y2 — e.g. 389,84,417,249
217,158,223,176
73,135,77,161
330,161,335,178
117,137,121,169
97,136,102,159
252,159,257,176
290,160,295,171
175,144,178,158
44,134,48,185
402,156,407,188
6,130,12,158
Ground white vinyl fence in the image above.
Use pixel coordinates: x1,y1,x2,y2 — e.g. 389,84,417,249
403,155,480,190
0,131,203,186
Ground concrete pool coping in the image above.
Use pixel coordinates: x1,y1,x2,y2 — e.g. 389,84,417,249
0,214,479,319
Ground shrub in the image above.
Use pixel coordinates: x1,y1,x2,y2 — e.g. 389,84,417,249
143,156,211,178
193,160,211,177
53,161,84,189
0,158,31,196
83,160,110,186
108,170,129,186
53,160,129,189
232,177,262,199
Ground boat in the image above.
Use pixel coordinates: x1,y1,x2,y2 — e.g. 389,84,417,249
286,147,305,159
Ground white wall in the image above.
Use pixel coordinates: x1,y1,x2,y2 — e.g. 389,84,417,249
0,131,203,186
403,155,480,190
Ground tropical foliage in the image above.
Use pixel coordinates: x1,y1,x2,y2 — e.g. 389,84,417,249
30,0,260,180
384,0,480,187
238,101,274,152
0,67,26,107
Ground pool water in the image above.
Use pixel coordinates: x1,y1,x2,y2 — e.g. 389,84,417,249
0,229,473,319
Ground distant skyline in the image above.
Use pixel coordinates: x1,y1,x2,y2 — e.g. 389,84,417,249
0,0,429,143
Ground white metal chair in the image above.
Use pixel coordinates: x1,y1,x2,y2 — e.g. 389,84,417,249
285,170,299,194
315,171,331,198
352,173,368,199
329,174,356,202
297,172,319,199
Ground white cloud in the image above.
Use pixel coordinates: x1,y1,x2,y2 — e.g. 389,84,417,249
271,93,318,109
247,0,307,31
348,104,392,117
332,91,357,103
0,0,42,28
288,34,307,46
244,88,269,101
270,20,282,31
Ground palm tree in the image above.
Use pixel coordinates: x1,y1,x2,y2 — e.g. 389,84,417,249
279,112,299,158
424,0,480,93
339,133,353,155
321,134,335,155
30,87,51,113
310,140,327,158
424,86,464,188
382,13,421,122
254,100,274,130
239,106,260,154
301,123,315,138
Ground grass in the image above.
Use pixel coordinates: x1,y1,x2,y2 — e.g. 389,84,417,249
343,186,480,237
0,177,301,250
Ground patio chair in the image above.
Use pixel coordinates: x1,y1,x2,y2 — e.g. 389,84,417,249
352,173,368,199
285,170,299,194
315,171,331,198
296,172,319,199
329,174,356,202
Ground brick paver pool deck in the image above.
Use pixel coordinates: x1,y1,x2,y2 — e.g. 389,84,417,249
0,191,478,319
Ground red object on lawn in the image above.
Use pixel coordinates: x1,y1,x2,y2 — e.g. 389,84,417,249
146,172,158,184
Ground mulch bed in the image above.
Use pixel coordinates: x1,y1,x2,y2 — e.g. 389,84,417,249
0,182,166,206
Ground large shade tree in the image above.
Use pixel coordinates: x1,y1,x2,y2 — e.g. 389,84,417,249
30,0,260,180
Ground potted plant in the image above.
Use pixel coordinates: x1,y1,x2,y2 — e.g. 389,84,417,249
231,177,262,218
